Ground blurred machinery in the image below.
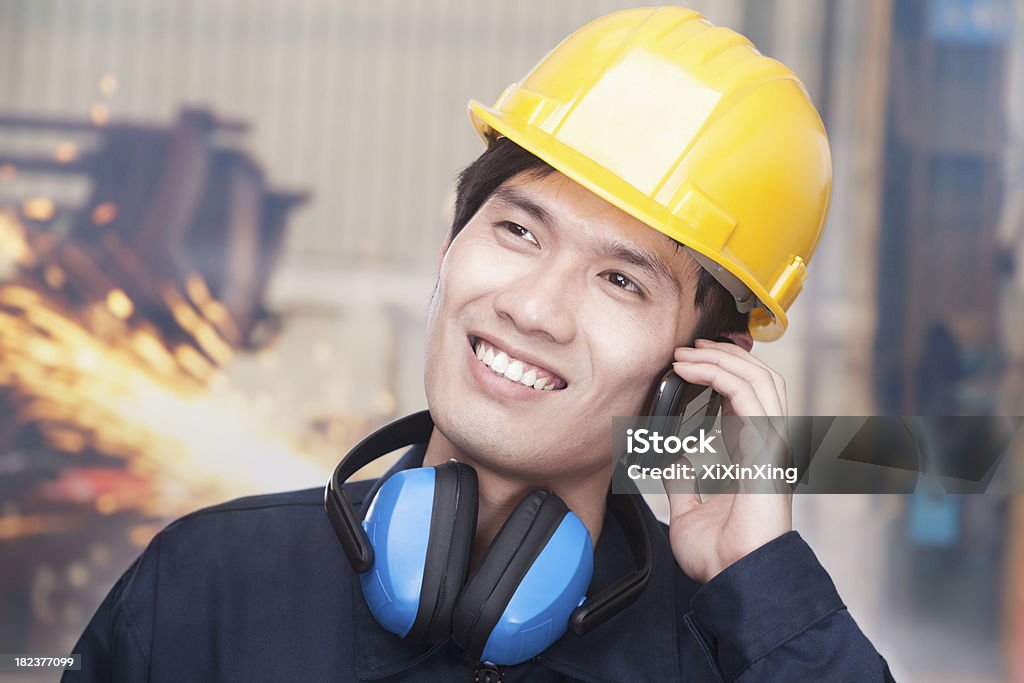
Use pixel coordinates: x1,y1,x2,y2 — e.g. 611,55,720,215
0,107,305,346
0,107,308,655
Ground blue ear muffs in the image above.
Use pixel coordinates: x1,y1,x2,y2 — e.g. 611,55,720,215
325,411,651,666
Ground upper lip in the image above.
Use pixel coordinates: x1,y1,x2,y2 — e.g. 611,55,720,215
469,333,569,386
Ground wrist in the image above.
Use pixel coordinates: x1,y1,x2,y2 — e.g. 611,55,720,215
688,532,845,682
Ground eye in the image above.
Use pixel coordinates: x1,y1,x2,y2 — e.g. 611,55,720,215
498,221,539,247
602,271,643,296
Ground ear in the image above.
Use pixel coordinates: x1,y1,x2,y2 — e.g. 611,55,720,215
436,240,450,274
722,330,753,352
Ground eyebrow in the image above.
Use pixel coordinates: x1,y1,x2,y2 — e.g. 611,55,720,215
491,186,556,227
489,185,683,296
597,239,683,297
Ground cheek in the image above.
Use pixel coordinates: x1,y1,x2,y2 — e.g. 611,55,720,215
439,233,529,307
426,236,503,336
588,316,675,404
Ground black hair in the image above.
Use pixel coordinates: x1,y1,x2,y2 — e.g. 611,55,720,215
449,138,750,343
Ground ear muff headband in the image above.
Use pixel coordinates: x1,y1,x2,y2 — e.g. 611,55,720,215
569,489,650,636
324,410,435,573
406,461,478,643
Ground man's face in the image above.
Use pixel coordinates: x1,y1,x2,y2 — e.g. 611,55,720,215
424,170,701,482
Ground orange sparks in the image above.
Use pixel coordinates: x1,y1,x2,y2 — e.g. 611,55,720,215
105,288,134,319
44,265,66,288
90,103,110,126
185,273,212,306
0,211,35,266
91,202,118,226
0,514,83,540
22,196,56,222
0,213,329,517
55,141,78,163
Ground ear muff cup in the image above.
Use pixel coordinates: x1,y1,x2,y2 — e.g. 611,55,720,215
405,461,478,643
451,490,569,661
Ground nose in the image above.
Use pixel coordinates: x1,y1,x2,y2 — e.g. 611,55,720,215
492,260,577,344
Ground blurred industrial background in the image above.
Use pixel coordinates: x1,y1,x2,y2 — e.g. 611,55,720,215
0,1,1021,681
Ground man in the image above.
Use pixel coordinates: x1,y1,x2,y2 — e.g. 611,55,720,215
66,7,895,681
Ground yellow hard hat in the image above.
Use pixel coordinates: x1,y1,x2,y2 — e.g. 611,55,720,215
468,6,832,341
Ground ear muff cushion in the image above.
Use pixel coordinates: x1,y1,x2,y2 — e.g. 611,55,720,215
406,461,478,643
451,490,569,660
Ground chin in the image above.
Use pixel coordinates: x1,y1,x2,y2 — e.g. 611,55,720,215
430,397,517,453
432,399,607,481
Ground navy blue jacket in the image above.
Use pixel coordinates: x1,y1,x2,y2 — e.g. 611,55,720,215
64,445,896,681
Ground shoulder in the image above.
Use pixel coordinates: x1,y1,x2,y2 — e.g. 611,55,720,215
163,481,376,532
158,479,376,543
94,479,378,598
71,480,379,677
106,480,377,641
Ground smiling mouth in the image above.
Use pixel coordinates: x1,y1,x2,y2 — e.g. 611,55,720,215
469,336,568,391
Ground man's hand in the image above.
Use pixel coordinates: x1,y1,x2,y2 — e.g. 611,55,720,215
666,338,792,584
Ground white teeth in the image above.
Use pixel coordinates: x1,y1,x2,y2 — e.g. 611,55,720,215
504,360,523,382
490,351,509,374
473,338,563,392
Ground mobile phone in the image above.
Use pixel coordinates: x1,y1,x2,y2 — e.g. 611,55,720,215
646,369,722,421
645,337,733,424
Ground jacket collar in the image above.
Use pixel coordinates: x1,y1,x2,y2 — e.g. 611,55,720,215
349,444,684,681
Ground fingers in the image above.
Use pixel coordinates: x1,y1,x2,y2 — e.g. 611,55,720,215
694,338,789,415
733,421,793,493
674,339,788,417
672,340,792,493
672,355,783,416
671,361,770,416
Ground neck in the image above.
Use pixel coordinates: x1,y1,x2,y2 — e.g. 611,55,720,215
420,426,611,571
